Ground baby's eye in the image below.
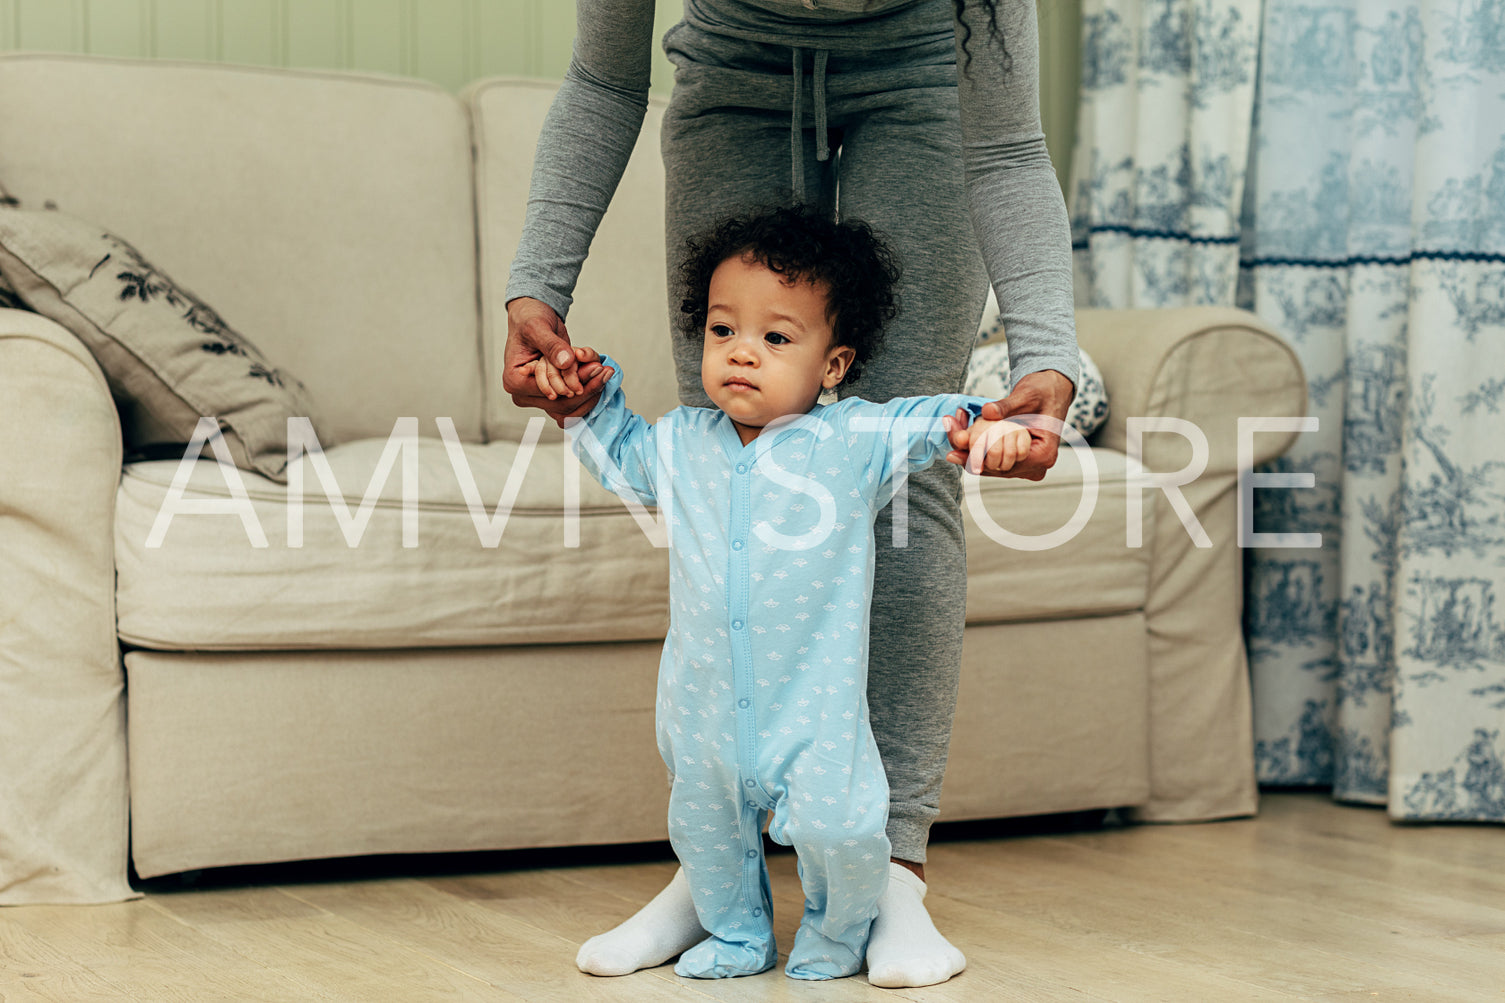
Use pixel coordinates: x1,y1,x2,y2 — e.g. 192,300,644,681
765,332,790,346
711,324,734,338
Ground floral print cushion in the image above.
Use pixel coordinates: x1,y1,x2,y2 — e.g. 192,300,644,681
0,204,317,481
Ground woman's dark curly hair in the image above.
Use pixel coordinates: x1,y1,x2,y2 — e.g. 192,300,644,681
955,0,1009,76
678,205,900,386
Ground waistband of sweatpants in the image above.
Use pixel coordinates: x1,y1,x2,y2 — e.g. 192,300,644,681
673,8,957,58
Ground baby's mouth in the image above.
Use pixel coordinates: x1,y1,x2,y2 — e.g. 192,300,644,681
724,377,758,391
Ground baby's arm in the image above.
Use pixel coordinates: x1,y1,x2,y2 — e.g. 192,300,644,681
560,352,660,507
843,394,1018,510
943,413,1033,476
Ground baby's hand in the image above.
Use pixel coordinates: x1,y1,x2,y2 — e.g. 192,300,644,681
523,345,606,402
943,411,1032,476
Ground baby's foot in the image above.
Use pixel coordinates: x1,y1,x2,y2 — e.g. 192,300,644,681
864,863,967,988
576,868,706,976
674,934,778,979
785,921,864,980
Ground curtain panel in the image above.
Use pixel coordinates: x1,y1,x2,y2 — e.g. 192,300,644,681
1070,0,1505,821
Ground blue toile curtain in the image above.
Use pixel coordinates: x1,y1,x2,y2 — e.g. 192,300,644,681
1070,0,1505,820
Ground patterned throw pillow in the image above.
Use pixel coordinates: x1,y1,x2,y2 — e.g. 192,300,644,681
966,291,1110,439
0,205,317,481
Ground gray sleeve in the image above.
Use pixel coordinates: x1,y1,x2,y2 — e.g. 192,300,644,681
504,0,658,319
955,0,1080,389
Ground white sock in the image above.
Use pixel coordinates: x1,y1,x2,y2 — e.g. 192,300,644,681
865,862,967,989
576,868,706,977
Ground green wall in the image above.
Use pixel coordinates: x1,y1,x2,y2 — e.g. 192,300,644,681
0,0,1078,189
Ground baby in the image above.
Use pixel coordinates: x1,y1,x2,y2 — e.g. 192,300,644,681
523,207,1026,981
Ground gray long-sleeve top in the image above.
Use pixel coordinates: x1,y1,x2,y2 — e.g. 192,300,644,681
505,0,1079,388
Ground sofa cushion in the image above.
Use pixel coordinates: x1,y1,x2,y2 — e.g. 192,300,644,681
114,432,1151,651
0,205,317,480
0,54,482,446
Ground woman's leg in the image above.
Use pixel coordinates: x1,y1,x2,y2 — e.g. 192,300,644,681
831,51,988,989
833,70,988,870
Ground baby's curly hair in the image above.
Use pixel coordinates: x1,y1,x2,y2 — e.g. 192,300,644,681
678,205,900,386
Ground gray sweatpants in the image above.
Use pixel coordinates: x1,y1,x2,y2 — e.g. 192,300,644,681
661,22,990,863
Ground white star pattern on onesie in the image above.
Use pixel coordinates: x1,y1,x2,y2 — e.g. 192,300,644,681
569,356,987,980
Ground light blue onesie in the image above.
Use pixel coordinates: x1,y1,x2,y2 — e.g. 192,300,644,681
570,357,988,980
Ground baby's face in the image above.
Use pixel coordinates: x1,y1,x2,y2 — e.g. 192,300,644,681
700,254,854,446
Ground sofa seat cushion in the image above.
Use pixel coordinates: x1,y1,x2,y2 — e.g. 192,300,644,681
115,434,1151,651
961,444,1150,625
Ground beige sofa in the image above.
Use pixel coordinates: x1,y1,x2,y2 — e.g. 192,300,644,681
0,53,1306,905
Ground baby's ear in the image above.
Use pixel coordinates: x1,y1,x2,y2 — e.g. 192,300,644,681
823,345,857,388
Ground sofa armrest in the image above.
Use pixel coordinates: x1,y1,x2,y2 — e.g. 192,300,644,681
1073,306,1307,822
0,307,135,904
1077,305,1308,472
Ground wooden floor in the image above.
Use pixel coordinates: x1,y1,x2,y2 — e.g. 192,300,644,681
2,792,1503,1001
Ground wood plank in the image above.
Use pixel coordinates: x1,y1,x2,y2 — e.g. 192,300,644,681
283,876,710,1002
1306,987,1480,993
437,852,936,1000
933,806,1505,1000
905,891,1293,1002
0,900,323,1001
1097,795,1505,927
0,913,126,999
152,888,512,1001
2,795,1503,998
934,843,1409,999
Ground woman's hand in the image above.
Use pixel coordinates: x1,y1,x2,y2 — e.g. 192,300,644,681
503,297,611,425
946,369,1076,479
